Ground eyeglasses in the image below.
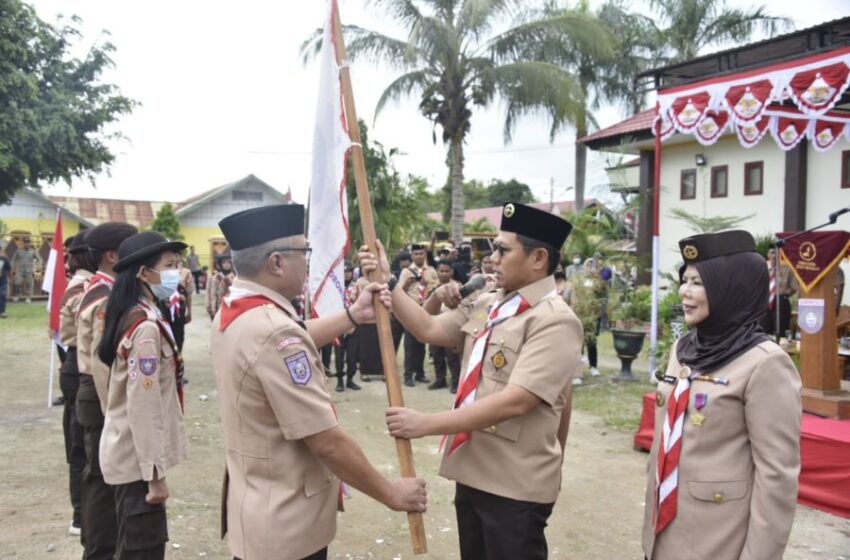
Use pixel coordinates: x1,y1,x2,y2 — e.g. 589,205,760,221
267,247,312,257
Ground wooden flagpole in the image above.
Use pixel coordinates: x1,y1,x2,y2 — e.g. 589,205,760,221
331,3,427,554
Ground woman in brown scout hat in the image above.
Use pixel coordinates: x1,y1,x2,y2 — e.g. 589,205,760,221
96,231,189,560
643,230,802,560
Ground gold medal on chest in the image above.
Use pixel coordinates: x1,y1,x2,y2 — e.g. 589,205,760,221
690,412,706,426
655,391,666,407
491,351,507,369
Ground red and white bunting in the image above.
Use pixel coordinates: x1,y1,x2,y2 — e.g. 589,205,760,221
654,46,850,152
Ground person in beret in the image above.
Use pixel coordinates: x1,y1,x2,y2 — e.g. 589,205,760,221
56,229,98,536
642,230,802,560
75,221,138,559
398,243,439,386
211,204,426,560
96,231,189,559
364,202,583,560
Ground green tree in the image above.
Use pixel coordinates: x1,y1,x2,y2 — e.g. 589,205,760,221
302,0,609,243
651,0,791,63
464,216,496,233
344,121,438,250
150,203,184,241
0,1,135,205
440,179,490,223
668,207,754,233
487,178,535,206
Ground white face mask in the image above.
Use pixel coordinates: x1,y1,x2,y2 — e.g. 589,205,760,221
572,258,581,265
149,268,180,301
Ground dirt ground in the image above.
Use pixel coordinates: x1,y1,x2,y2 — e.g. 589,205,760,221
1,298,848,559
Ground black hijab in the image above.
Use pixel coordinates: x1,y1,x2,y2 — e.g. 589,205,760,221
676,251,770,373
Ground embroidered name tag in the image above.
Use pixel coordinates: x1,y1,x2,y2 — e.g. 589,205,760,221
285,351,312,385
277,337,303,352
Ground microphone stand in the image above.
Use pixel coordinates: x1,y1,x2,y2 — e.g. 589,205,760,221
772,213,844,343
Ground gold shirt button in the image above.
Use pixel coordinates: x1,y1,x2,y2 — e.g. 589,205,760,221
326,476,333,483
713,493,724,503
473,328,479,334
499,338,505,345
488,426,497,433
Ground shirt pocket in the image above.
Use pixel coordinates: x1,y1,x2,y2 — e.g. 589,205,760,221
459,319,486,356
482,335,521,384
478,418,522,442
304,467,335,498
688,480,749,504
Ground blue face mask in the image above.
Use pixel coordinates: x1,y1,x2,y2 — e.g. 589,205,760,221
148,268,180,301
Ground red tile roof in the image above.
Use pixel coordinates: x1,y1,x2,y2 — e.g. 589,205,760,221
578,109,656,145
427,199,597,230
48,196,164,228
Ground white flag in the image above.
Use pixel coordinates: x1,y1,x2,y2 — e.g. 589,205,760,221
307,0,351,319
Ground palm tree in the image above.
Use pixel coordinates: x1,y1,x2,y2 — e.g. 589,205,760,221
651,0,791,63
302,0,610,242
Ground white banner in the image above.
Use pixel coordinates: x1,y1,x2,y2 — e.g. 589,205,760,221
307,0,351,318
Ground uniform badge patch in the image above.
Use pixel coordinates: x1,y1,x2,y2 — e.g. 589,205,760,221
138,337,156,346
491,351,506,369
285,351,312,385
128,358,136,368
143,378,154,391
656,390,666,407
139,356,158,376
276,337,303,352
129,369,139,381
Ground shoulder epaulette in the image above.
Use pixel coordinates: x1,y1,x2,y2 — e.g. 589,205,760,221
78,284,111,315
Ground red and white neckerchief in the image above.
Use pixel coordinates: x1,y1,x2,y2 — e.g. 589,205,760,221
85,271,114,293
654,366,695,534
768,268,777,309
168,290,183,322
344,282,357,307
126,298,185,410
443,292,532,455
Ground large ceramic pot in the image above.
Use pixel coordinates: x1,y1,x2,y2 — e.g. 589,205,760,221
611,329,646,381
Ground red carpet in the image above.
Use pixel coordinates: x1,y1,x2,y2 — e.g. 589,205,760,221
633,392,850,518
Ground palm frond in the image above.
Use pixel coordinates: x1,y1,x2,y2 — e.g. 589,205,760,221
697,8,792,49
367,0,425,32
457,0,520,39
345,26,420,68
408,15,461,66
484,61,583,142
298,28,324,66
374,70,431,119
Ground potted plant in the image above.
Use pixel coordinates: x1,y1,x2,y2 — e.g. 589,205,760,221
609,285,651,381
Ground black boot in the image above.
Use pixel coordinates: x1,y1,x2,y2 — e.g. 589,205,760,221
336,377,345,392
450,383,458,394
404,375,415,388
414,372,429,383
346,377,361,391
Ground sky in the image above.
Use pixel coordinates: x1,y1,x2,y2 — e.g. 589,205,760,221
28,0,850,207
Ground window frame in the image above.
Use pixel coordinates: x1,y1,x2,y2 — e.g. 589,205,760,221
680,168,697,200
744,161,764,196
710,165,729,198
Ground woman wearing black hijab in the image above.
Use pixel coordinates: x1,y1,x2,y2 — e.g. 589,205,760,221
642,230,802,560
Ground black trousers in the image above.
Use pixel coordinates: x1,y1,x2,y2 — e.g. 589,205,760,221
114,480,168,560
191,270,201,294
60,348,85,527
235,547,327,560
768,294,793,336
454,483,554,560
335,331,359,381
77,375,118,559
403,330,426,379
432,344,460,386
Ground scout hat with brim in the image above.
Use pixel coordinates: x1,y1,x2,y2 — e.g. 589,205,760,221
678,230,756,278
86,222,139,252
499,202,573,249
67,230,90,255
114,231,187,273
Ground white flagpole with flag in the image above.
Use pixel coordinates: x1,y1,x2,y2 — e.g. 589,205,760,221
42,208,67,407
307,0,352,319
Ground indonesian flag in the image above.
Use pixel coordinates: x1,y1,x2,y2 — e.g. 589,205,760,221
307,0,351,319
42,209,67,339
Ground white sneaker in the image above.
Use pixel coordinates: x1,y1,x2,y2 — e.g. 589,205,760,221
68,521,81,536
572,377,583,386
580,355,589,364
590,367,601,377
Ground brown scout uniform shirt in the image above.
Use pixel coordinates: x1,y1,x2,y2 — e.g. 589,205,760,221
642,340,802,560
59,270,93,347
100,300,188,485
435,275,583,504
211,279,340,560
77,276,113,413
398,264,439,303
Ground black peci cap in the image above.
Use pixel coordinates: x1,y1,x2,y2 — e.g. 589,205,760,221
499,203,572,249
679,230,756,266
67,231,91,255
86,222,139,252
218,204,304,250
114,231,187,273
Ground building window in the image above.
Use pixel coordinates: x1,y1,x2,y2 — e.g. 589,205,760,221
680,169,696,200
744,161,763,195
232,190,263,202
711,165,728,198
842,151,850,189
